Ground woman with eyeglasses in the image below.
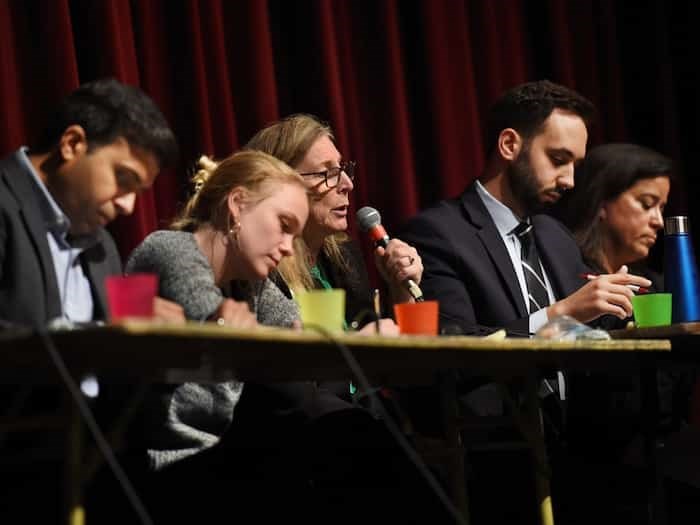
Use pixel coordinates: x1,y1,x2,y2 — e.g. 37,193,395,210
107,149,448,525
245,114,423,332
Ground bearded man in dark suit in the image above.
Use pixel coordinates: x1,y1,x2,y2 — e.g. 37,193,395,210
401,81,655,523
402,80,650,336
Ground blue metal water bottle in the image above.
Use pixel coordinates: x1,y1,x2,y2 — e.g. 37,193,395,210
664,216,700,322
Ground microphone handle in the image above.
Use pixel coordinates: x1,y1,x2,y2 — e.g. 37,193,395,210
373,236,424,302
406,280,425,302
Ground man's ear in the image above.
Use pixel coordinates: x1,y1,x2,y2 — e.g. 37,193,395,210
497,128,523,161
598,204,608,221
58,125,89,161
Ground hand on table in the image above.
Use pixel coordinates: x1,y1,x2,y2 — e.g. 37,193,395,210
355,318,399,336
547,265,652,322
211,298,258,329
153,297,186,324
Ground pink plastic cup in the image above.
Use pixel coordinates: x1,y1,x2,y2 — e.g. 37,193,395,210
105,273,158,321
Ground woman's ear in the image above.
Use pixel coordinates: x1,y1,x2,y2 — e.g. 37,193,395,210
227,187,247,219
497,128,523,161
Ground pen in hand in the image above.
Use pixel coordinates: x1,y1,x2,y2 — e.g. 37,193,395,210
579,273,649,294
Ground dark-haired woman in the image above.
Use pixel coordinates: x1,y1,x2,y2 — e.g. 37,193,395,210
556,142,671,291
553,144,697,518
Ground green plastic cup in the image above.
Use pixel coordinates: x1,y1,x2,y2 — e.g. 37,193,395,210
296,289,346,333
632,293,672,327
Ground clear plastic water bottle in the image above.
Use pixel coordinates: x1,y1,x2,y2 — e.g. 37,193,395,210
664,216,700,322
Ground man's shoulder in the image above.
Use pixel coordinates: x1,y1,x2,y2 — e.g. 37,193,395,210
0,152,30,206
400,187,487,250
532,213,589,284
0,151,20,169
533,213,577,241
402,195,467,233
0,150,30,181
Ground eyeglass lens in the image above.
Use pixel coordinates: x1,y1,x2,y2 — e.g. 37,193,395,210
326,163,354,187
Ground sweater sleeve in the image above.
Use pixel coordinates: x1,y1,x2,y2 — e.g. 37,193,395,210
254,278,300,328
125,231,223,321
125,231,240,470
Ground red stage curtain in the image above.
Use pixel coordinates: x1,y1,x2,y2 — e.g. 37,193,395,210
0,0,695,274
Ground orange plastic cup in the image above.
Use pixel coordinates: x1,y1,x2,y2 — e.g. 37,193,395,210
393,300,439,335
105,273,158,321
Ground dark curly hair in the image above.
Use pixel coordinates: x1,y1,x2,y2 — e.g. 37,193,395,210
33,78,178,169
486,80,596,153
555,143,672,270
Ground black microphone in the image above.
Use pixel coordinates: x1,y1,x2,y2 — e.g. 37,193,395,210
356,206,424,302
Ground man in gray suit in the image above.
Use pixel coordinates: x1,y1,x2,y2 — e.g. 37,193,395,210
0,78,180,327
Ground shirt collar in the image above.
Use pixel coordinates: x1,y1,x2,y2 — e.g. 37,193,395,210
17,147,97,250
475,180,524,238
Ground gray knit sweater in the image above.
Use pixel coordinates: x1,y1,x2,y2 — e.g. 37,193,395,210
126,230,299,469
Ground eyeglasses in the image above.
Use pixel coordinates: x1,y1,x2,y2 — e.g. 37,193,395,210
299,160,356,188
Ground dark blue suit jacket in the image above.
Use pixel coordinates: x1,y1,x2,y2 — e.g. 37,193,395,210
0,152,122,327
401,182,592,336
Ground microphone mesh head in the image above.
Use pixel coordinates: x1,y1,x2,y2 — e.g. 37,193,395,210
356,206,381,232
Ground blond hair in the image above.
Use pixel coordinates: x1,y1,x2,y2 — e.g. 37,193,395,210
171,150,303,232
245,114,350,293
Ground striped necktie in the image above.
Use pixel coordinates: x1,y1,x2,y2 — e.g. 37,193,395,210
513,221,550,313
514,223,567,415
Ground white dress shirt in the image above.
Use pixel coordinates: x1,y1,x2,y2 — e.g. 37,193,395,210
475,180,555,335
17,147,95,322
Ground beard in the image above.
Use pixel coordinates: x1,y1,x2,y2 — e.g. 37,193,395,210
506,147,562,216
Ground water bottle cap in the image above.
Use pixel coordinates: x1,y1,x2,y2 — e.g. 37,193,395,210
665,216,690,235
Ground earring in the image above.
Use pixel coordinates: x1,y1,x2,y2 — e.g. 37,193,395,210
228,219,241,241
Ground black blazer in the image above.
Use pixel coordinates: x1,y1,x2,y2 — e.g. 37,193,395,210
0,152,122,327
317,239,376,327
401,183,592,336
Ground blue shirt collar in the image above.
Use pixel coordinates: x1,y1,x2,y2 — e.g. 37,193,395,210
17,147,96,249
474,180,526,238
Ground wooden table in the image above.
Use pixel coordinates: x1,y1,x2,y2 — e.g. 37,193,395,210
610,321,700,346
1,321,671,382
610,322,700,524
0,322,671,525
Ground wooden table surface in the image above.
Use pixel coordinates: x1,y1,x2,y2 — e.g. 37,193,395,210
0,321,671,384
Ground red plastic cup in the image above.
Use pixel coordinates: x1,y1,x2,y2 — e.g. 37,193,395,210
393,300,439,335
105,273,158,321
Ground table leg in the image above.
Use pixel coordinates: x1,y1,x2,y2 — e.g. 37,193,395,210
524,374,555,525
640,362,668,525
438,371,471,524
66,399,84,525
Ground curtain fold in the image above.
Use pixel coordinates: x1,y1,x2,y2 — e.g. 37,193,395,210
0,0,694,273
421,0,484,198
